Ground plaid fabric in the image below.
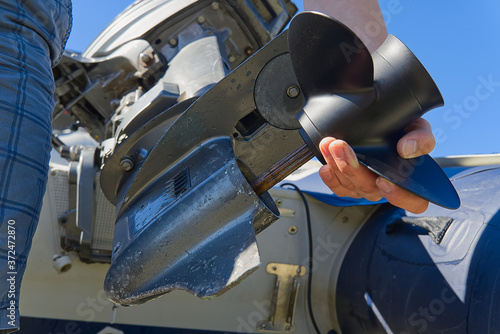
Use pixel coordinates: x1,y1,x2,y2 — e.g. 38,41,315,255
0,0,72,331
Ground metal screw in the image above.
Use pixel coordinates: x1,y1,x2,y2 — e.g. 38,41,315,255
272,266,277,271
211,2,220,10
286,85,300,98
169,37,178,47
288,226,298,235
197,15,206,24
120,156,135,172
228,55,237,63
285,325,291,331
275,199,283,206
139,52,153,67
341,216,349,223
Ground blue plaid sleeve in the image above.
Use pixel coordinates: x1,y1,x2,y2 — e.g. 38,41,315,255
0,0,72,331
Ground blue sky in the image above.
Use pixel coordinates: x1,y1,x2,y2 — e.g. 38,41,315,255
67,0,500,157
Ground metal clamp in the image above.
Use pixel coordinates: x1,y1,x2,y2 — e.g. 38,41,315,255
257,263,306,332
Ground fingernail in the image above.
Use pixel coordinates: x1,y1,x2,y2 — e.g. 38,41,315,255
332,141,359,168
320,167,334,181
331,143,345,160
376,177,393,193
402,139,417,158
320,141,332,159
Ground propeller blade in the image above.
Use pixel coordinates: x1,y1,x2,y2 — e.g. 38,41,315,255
288,12,460,210
288,11,374,96
355,145,460,209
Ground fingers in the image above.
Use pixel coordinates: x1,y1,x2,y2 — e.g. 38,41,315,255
319,165,362,198
329,140,383,201
376,177,429,214
319,138,360,198
319,138,382,202
397,118,436,158
319,136,431,213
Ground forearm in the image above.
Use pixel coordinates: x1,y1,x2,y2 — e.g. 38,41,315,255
303,0,388,52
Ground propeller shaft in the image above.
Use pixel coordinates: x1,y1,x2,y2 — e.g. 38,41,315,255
250,143,314,196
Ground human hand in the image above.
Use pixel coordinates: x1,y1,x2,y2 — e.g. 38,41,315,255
318,118,435,214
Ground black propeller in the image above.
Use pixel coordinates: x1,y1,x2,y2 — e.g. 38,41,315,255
288,12,460,210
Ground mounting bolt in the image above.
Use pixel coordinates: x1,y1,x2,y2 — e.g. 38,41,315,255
286,85,300,99
139,52,154,67
211,2,219,10
197,15,206,24
288,226,298,235
169,37,178,47
120,156,135,172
